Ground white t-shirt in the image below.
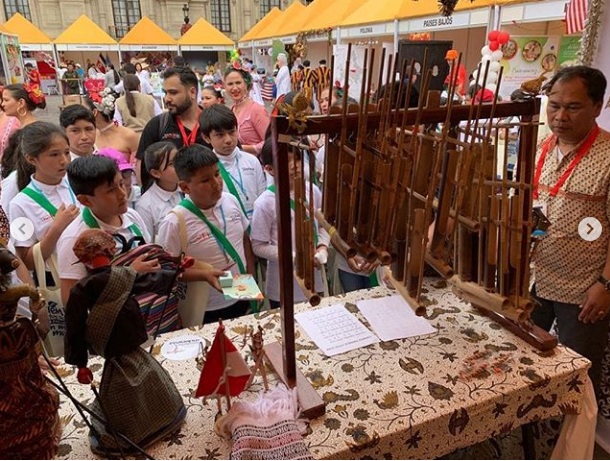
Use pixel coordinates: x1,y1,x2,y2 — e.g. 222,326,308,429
135,182,182,242
250,185,329,303
157,193,250,311
216,147,267,220
10,177,80,248
275,65,291,99
115,78,154,95
1,171,18,221
57,208,150,281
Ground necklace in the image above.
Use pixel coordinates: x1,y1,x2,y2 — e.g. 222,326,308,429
98,123,114,133
233,96,250,111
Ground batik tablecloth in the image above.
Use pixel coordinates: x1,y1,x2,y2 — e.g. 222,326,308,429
54,280,590,459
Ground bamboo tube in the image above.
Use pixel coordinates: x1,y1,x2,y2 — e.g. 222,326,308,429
314,209,357,259
383,267,427,316
295,274,321,307
407,209,426,296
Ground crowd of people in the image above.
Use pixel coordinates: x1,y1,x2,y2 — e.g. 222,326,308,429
1,51,609,432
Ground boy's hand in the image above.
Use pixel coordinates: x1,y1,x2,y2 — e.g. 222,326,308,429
131,254,160,273
314,246,328,267
53,204,80,231
199,265,226,293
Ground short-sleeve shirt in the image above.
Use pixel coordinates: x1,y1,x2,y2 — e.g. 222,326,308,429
57,208,150,282
10,177,80,248
135,182,182,242
533,128,610,304
157,193,249,311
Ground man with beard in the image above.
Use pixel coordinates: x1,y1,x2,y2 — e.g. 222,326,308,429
136,67,210,191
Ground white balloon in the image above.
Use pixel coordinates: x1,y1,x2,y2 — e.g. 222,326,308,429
471,69,479,81
481,45,492,56
481,55,491,63
486,71,498,84
491,50,503,61
485,83,497,93
489,61,501,72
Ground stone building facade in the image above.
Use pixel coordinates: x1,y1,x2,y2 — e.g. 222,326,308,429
1,0,297,41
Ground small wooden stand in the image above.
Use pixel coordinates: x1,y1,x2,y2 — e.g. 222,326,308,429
264,341,326,419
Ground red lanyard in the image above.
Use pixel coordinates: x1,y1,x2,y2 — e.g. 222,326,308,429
533,125,600,199
176,116,200,147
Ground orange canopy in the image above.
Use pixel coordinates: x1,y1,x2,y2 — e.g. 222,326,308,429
307,0,370,30
254,1,305,40
54,15,117,48
5,13,52,44
119,16,177,47
239,7,282,43
178,17,234,49
273,0,325,37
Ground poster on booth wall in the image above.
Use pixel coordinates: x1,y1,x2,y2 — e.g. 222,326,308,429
332,44,367,103
499,35,560,98
558,36,581,67
1,34,24,84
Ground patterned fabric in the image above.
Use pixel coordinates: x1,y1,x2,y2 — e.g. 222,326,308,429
533,128,610,304
599,330,610,445
315,66,330,96
231,421,313,460
55,282,589,459
0,319,61,458
0,205,9,247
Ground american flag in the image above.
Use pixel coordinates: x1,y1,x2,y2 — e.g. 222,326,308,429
565,0,589,35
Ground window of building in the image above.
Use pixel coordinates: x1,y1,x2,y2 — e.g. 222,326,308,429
112,0,141,39
210,0,231,33
260,0,280,17
4,0,31,21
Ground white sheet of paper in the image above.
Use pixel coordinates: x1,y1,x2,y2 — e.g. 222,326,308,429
295,304,379,356
356,295,436,341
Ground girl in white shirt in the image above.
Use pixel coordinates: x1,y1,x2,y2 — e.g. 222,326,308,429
135,141,182,241
9,122,80,270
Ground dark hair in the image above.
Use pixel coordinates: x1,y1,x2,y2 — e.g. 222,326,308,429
17,122,69,191
123,63,136,75
67,155,119,196
201,85,223,101
260,137,274,167
1,130,23,179
546,65,607,104
200,104,237,136
173,55,186,67
123,74,141,117
3,84,47,111
162,66,198,90
319,60,327,65
224,68,252,88
303,60,311,67
109,64,120,85
144,141,176,189
174,144,218,182
59,104,96,129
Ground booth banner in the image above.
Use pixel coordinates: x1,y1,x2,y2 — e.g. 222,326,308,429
333,44,366,103
499,35,560,98
558,36,581,66
1,34,24,84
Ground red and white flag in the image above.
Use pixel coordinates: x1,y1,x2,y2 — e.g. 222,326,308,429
565,0,589,35
195,322,251,397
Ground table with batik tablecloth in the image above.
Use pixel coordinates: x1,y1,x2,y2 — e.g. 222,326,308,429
54,279,590,460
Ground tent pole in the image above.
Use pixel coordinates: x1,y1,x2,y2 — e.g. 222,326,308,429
394,19,398,55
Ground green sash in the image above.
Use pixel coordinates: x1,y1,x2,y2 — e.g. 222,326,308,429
22,187,58,217
179,199,246,274
217,161,249,219
82,207,143,237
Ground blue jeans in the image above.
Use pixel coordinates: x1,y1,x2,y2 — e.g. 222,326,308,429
338,269,372,293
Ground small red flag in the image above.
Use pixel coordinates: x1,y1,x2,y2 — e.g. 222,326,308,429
565,0,589,35
195,322,251,397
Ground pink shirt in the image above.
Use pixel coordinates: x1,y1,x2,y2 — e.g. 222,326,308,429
232,99,269,155
0,116,20,163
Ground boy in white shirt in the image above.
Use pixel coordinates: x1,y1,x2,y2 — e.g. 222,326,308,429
59,105,97,161
251,138,329,307
157,144,255,324
57,155,152,305
199,105,266,221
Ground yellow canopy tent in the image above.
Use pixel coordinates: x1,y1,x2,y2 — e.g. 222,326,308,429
119,16,178,51
178,17,234,51
5,13,54,51
273,0,323,38
239,7,282,44
54,15,118,50
254,1,304,41
307,0,370,31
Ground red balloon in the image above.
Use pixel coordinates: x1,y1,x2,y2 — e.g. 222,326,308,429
489,41,500,51
497,31,510,45
488,30,500,42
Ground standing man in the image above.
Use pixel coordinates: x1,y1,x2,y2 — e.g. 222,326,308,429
532,65,610,396
314,59,330,109
274,53,291,101
135,66,210,190
301,60,317,103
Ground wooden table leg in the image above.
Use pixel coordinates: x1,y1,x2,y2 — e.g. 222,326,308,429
521,422,536,459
